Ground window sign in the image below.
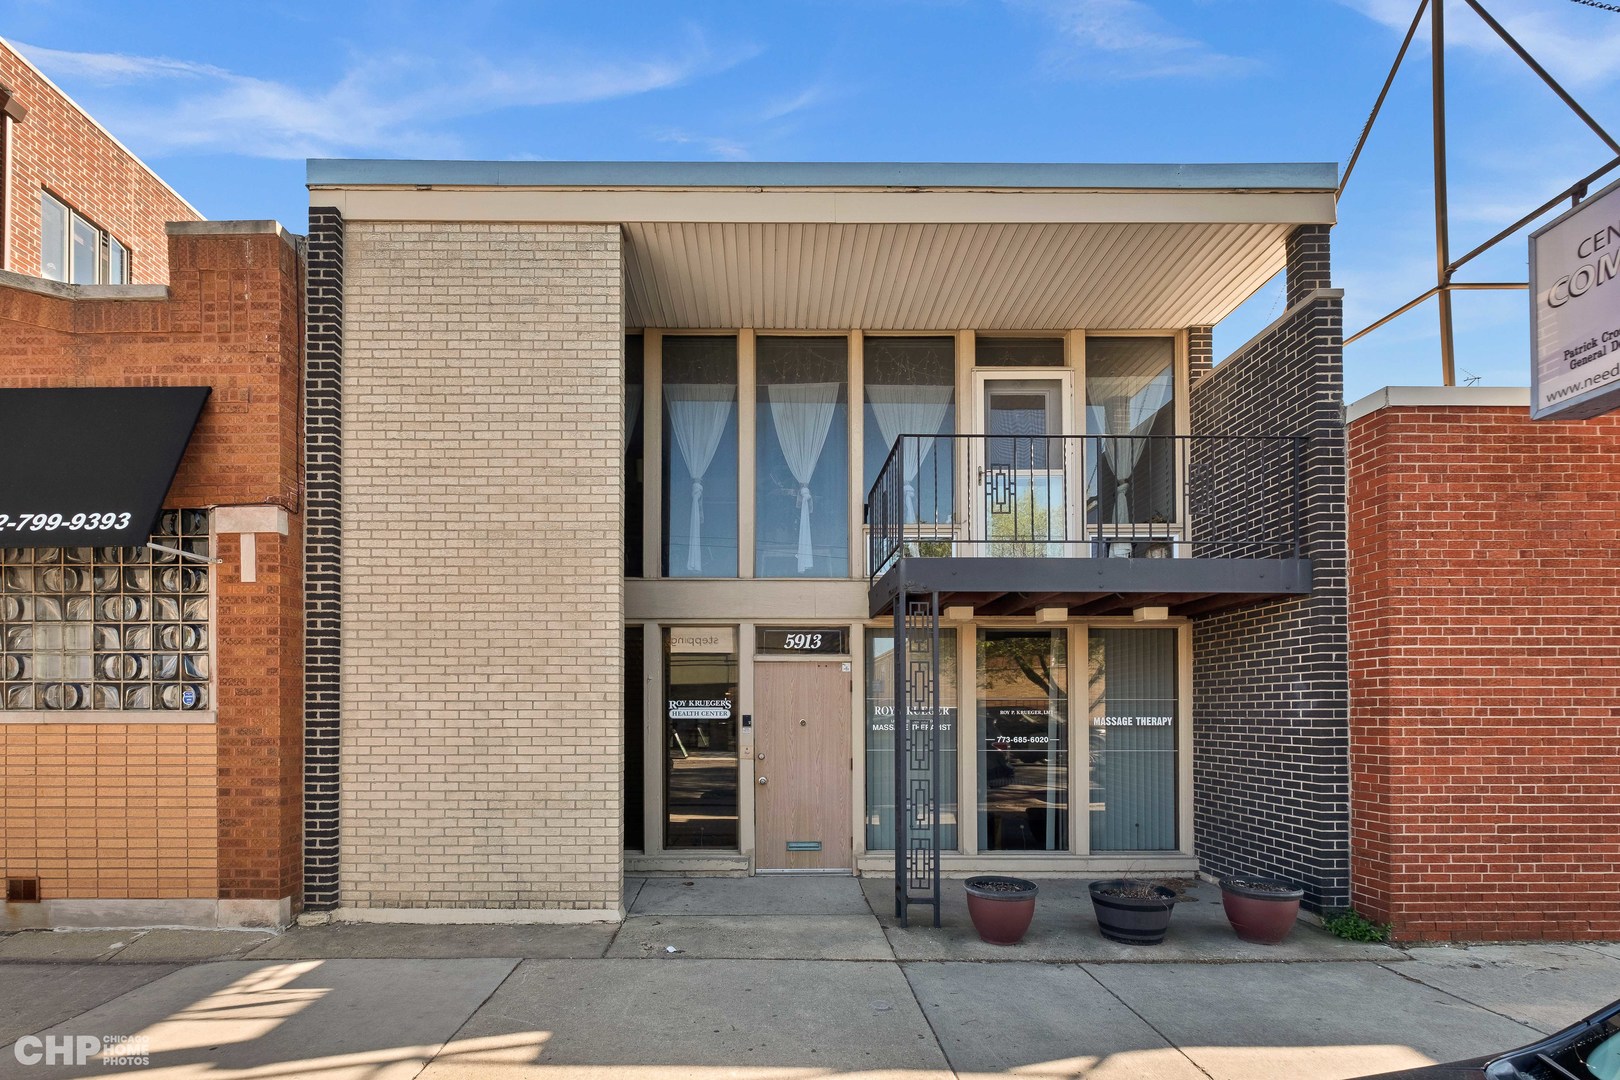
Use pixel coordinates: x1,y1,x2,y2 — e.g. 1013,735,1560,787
663,629,739,849
668,626,736,654
756,627,849,654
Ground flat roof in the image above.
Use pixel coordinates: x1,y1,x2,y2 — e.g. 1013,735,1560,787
307,159,1338,192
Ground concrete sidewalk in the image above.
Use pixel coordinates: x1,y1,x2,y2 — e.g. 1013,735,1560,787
0,877,1616,1079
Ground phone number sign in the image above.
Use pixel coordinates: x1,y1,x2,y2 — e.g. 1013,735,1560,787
0,386,210,547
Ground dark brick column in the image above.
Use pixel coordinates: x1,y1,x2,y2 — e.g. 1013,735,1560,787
1188,224,1347,914
1188,326,1214,382
303,207,344,912
1286,225,1331,308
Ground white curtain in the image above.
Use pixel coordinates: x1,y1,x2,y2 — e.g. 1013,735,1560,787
767,381,840,573
867,384,952,521
665,383,735,573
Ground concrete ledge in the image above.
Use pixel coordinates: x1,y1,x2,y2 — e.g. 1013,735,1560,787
1210,286,1345,377
1346,385,1530,423
332,905,623,925
0,269,169,300
2,897,292,931
166,219,303,254
0,710,216,724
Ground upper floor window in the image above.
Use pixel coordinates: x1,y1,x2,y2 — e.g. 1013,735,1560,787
40,191,128,285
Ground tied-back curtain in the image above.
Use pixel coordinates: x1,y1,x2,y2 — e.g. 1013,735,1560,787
866,384,952,522
665,383,735,573
766,381,839,573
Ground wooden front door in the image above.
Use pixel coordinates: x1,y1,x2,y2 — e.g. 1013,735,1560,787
754,660,852,871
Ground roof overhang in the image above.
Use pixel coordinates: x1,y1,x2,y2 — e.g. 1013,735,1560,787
309,160,1337,331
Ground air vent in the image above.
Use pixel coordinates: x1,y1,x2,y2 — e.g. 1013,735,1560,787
6,878,40,903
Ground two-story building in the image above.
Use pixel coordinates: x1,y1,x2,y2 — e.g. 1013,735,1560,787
304,160,1348,923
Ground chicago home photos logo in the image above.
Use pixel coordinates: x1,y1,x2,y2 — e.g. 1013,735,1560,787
13,1034,150,1068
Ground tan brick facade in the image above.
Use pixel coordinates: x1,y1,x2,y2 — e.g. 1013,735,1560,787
0,724,217,899
340,221,624,913
1,40,199,283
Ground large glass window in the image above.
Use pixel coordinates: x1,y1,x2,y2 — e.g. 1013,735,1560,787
39,192,67,283
756,337,848,578
663,628,739,848
862,337,955,527
625,334,644,578
1,511,211,711
1088,628,1179,851
662,336,738,577
865,628,958,851
977,629,1068,851
1085,337,1177,534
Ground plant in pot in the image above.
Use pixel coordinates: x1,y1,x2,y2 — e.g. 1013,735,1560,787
964,876,1038,945
1088,878,1178,945
1220,875,1304,944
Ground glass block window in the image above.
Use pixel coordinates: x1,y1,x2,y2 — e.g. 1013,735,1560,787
1,510,211,711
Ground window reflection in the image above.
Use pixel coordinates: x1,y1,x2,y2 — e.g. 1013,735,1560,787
977,629,1068,851
663,630,739,849
1086,337,1177,533
865,628,958,851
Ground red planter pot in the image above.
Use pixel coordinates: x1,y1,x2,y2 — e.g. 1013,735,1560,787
964,876,1038,945
1221,876,1304,944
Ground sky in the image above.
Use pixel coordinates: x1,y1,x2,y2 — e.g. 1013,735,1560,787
5,0,1619,403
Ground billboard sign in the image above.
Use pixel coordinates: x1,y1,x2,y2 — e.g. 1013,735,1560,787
1529,178,1620,419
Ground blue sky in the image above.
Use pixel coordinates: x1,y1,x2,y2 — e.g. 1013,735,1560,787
6,0,1620,402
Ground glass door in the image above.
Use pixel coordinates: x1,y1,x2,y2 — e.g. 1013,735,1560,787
969,371,1074,556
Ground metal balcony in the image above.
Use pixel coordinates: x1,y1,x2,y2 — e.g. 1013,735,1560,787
864,433,1313,618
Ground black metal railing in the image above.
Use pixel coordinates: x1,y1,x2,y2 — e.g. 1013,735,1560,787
866,434,1306,582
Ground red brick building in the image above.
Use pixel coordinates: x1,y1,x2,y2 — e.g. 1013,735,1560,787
1347,386,1620,942
0,221,305,929
0,33,303,927
1,37,198,284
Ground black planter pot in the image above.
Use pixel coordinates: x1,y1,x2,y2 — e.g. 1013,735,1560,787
1089,879,1177,945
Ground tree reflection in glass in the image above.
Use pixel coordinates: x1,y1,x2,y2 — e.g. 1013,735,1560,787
977,629,1068,851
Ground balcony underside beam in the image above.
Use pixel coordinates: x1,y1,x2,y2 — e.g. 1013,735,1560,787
868,556,1313,619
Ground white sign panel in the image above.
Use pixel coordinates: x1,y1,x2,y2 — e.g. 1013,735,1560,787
1530,178,1620,419
668,626,736,654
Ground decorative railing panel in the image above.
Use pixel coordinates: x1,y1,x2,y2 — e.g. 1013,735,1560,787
867,434,1305,581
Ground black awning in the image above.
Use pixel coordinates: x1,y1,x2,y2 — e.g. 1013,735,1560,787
0,387,211,548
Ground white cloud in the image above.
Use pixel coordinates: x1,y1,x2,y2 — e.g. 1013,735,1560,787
1339,0,1620,90
1013,0,1260,79
654,129,752,161
11,33,757,159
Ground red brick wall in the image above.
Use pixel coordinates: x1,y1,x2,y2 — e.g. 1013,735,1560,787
1349,402,1620,942
1,40,199,283
0,224,304,911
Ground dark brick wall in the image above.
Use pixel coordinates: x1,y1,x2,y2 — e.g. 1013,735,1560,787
1285,225,1331,308
1189,230,1347,914
303,208,343,912
1188,326,1213,382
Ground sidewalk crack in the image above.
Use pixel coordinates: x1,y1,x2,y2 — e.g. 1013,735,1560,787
1080,964,1216,1080
1374,962,1552,1036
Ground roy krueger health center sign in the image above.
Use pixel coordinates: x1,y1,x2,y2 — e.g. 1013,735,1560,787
1530,177,1620,420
